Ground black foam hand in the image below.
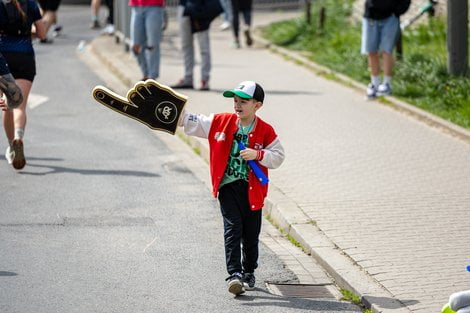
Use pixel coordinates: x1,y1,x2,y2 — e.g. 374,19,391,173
92,80,188,135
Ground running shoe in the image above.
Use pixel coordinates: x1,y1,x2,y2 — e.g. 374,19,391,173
11,139,26,170
377,83,392,96
244,29,253,46
225,272,245,295
242,272,255,290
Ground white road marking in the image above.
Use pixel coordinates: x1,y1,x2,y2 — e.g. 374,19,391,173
28,93,49,109
143,236,158,254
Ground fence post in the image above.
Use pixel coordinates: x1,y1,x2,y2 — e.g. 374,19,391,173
447,0,468,75
396,28,403,60
318,6,325,31
305,0,312,24
113,0,132,52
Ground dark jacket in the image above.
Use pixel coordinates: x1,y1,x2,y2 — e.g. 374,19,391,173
363,0,411,20
181,0,223,33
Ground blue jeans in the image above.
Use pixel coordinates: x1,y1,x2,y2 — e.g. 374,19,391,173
130,6,164,79
219,0,232,23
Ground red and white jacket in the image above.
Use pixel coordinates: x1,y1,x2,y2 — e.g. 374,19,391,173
179,112,285,210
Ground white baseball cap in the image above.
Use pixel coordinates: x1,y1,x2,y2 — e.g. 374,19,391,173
223,81,265,102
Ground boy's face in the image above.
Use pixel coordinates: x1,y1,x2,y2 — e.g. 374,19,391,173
233,95,262,120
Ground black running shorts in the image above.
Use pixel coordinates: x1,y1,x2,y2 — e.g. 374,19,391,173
1,52,36,82
37,0,62,11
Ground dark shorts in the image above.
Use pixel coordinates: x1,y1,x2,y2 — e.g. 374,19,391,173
37,0,62,11
1,52,36,82
0,52,10,75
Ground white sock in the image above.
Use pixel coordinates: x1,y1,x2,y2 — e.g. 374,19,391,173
371,76,380,87
14,128,24,140
383,76,392,85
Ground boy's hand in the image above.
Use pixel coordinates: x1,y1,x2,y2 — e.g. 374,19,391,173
92,80,188,135
240,148,257,161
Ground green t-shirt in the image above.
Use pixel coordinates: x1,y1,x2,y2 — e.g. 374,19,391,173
219,124,253,189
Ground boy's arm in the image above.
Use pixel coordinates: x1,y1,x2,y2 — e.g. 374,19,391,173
178,111,214,139
258,137,285,169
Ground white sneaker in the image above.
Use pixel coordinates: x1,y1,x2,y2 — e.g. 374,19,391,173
101,24,115,36
5,145,14,164
220,21,230,31
377,83,392,96
366,83,377,99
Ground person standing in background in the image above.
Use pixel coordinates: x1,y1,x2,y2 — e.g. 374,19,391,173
361,0,410,99
129,0,165,81
0,0,47,169
219,0,232,31
90,0,115,35
171,0,222,91
230,0,253,48
37,0,62,43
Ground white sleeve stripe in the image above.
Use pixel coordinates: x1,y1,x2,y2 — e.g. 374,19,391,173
259,137,285,169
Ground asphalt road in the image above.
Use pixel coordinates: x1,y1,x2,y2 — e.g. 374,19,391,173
0,5,361,313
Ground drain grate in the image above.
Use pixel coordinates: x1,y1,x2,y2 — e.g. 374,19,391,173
266,282,336,299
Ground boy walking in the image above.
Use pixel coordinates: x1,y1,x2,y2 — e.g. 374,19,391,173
178,81,285,295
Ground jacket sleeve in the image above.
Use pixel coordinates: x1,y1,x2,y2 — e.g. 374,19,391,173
259,137,285,169
178,111,213,139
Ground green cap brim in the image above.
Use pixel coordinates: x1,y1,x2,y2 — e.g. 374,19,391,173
223,90,252,99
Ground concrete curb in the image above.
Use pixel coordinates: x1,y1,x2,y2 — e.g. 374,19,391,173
263,185,413,313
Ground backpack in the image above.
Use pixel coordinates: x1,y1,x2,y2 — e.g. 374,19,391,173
0,0,30,36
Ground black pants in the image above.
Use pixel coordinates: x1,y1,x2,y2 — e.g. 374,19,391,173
230,0,252,39
104,0,114,25
218,180,262,275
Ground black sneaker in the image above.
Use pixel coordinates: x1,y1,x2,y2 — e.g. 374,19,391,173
225,272,245,295
11,139,26,170
242,272,255,290
244,29,253,46
171,79,194,89
90,20,101,29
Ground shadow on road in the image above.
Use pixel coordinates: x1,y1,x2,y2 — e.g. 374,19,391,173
234,287,361,311
0,271,18,277
18,162,160,177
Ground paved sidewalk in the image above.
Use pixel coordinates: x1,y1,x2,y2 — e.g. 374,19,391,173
87,10,470,313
